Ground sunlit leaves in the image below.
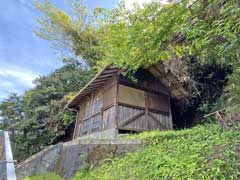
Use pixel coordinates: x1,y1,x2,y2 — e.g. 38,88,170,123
97,1,190,69
34,0,99,66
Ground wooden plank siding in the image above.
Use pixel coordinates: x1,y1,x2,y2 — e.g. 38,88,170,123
148,111,172,130
147,92,170,113
102,106,116,130
75,91,103,136
118,85,145,108
117,105,172,131
116,79,172,131
74,76,119,137
118,105,147,131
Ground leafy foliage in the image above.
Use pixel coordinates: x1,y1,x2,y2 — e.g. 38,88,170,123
74,124,240,180
96,0,240,69
0,93,23,132
97,1,190,70
34,0,100,66
35,0,240,112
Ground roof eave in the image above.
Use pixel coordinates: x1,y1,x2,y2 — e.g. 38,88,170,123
66,65,121,109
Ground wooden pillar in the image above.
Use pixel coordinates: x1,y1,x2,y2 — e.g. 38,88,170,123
144,87,149,130
168,96,173,130
72,109,79,140
89,92,94,135
115,77,119,129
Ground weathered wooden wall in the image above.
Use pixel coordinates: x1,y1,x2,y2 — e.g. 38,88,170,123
147,92,169,113
102,106,116,130
102,80,117,109
74,76,118,138
118,85,145,108
117,70,173,132
148,111,172,130
118,105,147,131
102,76,118,130
74,91,103,137
73,69,173,139
117,104,172,132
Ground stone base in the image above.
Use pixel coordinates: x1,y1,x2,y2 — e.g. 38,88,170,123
16,137,142,180
77,128,118,140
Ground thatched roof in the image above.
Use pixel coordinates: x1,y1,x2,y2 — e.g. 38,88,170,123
67,61,189,109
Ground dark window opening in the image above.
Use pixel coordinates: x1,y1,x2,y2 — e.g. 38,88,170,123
118,129,140,135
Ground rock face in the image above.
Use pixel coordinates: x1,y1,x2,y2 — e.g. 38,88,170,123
16,139,142,179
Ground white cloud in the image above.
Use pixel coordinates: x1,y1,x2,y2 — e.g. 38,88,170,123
122,0,168,9
0,63,38,88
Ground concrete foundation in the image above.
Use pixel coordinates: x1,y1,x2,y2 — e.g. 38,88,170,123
77,128,118,139
16,138,142,180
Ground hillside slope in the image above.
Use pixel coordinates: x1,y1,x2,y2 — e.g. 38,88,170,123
73,124,240,180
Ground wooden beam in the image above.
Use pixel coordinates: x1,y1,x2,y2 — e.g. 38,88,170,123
102,69,119,75
87,84,103,89
118,127,148,132
102,104,114,112
148,108,169,115
72,110,79,139
90,82,105,86
168,96,173,129
152,66,171,85
89,92,94,135
168,85,183,91
118,111,145,128
115,82,119,128
98,74,114,79
204,107,228,117
118,102,145,110
144,90,149,130
118,80,169,97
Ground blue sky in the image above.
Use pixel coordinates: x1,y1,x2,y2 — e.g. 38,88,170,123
0,0,118,102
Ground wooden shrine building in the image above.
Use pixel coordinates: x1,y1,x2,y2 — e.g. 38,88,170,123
67,63,188,139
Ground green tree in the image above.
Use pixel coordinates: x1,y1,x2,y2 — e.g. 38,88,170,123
34,0,100,66
0,60,93,161
0,93,23,136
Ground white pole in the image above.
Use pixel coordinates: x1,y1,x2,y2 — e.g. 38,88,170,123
4,132,16,180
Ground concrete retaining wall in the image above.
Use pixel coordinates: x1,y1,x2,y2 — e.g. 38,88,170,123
16,138,142,179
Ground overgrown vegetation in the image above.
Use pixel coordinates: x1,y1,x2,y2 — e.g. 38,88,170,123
34,0,240,114
73,123,240,180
